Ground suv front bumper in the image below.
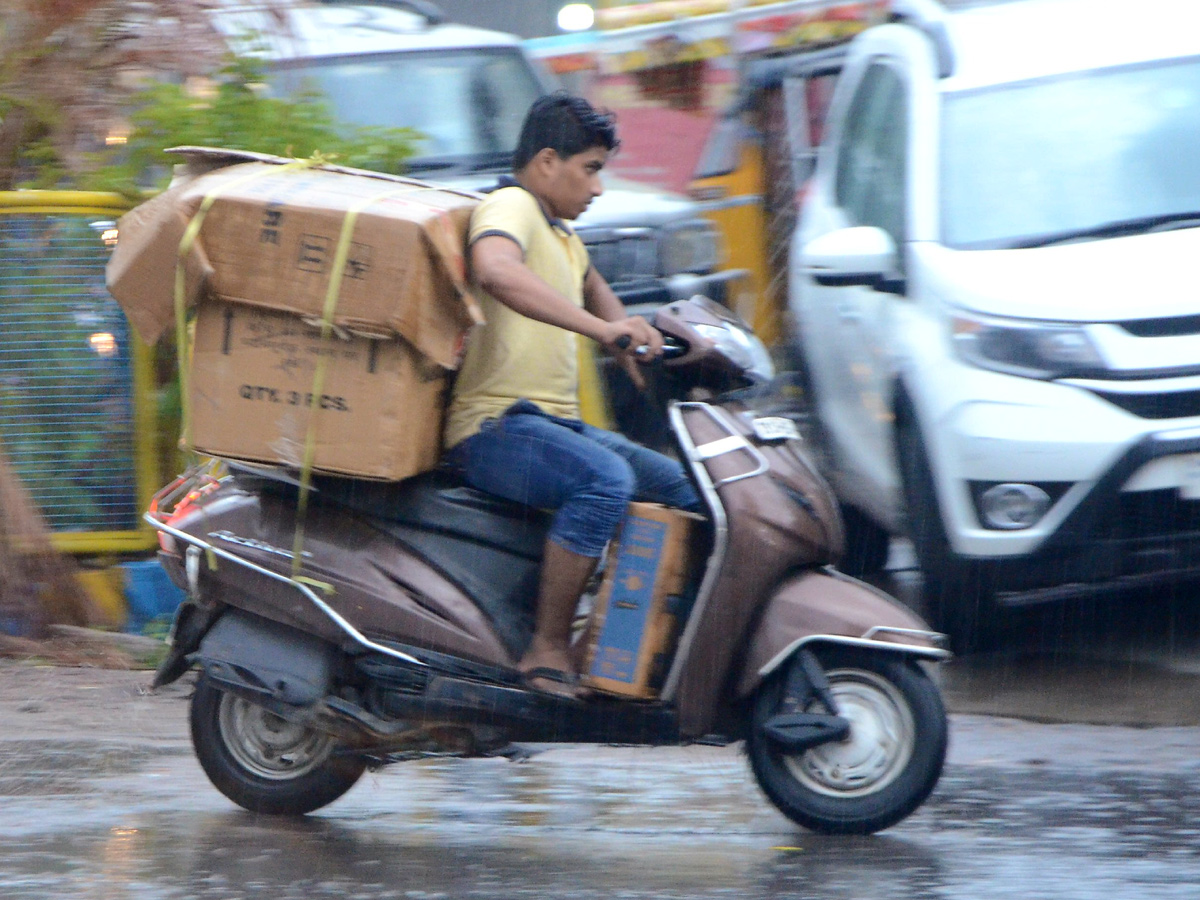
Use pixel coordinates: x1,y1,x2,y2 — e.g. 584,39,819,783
969,429,1200,605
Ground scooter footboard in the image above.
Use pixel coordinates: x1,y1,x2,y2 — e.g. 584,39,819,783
735,569,948,698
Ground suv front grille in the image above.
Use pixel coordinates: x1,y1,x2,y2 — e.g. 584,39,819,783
1091,389,1200,420
1118,315,1200,338
1105,489,1200,541
583,231,657,286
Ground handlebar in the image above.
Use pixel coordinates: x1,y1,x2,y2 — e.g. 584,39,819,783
614,333,655,359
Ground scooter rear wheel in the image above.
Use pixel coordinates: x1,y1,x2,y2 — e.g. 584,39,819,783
190,675,366,815
747,647,947,835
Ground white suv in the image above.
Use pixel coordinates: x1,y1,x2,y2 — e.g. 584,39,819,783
788,0,1200,645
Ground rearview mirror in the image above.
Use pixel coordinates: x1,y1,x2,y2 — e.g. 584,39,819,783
802,226,898,288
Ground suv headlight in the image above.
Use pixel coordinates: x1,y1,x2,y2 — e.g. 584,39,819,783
660,220,721,276
951,311,1107,379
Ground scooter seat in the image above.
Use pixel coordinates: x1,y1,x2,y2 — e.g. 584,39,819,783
309,470,551,561
236,463,550,560
241,467,549,658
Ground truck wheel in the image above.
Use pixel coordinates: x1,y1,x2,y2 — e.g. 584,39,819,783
747,647,947,835
897,419,1001,652
190,676,366,815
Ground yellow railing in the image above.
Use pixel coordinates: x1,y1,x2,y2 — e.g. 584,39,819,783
0,190,159,554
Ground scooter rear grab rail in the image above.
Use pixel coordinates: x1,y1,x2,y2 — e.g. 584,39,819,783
681,403,771,487
144,512,428,670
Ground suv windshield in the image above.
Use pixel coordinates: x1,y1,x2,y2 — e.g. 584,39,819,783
272,47,544,171
941,56,1200,250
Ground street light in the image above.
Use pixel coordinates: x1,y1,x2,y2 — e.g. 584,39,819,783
558,2,594,32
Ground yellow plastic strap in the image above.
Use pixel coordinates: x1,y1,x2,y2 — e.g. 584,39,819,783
294,575,336,596
173,156,326,452
289,183,438,574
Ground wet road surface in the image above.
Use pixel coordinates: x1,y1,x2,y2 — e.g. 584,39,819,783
2,682,1200,898
2,720,1200,900
3,576,1200,899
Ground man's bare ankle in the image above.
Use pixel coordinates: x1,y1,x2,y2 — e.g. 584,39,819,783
519,642,574,675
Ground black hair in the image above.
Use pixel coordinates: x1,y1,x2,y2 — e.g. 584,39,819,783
512,91,619,171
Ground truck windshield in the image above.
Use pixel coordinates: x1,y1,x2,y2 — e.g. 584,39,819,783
941,56,1200,249
272,47,544,170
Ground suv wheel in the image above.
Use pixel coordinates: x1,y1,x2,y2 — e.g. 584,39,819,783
897,418,1002,653
838,503,891,579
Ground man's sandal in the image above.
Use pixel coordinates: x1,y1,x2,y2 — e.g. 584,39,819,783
521,667,590,701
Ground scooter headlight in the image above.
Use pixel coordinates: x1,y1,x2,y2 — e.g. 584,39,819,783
692,321,775,382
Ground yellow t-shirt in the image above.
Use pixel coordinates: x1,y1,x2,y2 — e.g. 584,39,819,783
443,186,591,449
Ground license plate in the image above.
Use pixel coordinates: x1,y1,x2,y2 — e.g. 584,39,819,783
752,416,800,443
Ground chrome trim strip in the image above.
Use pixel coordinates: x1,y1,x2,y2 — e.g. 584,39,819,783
757,635,952,681
145,513,427,669
1155,426,1200,442
661,401,730,701
862,625,947,645
1064,374,1200,393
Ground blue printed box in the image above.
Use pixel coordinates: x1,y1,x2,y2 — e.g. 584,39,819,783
584,503,702,698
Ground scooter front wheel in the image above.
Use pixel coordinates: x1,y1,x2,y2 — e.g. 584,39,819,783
747,647,947,835
190,676,366,815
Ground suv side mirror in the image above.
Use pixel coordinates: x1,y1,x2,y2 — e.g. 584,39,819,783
802,226,900,290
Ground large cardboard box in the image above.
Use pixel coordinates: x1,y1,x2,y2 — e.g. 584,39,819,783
106,147,482,370
583,503,705,699
190,300,449,480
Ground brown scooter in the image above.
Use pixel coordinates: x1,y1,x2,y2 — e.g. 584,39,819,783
147,296,949,835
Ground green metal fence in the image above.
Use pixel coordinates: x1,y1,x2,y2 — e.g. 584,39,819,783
0,192,157,554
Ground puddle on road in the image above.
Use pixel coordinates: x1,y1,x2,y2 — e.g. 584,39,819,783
0,742,156,797
0,811,773,900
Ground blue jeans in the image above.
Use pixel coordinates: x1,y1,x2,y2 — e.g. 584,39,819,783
444,400,702,558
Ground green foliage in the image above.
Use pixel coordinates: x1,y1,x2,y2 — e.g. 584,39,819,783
84,54,420,193
11,138,66,191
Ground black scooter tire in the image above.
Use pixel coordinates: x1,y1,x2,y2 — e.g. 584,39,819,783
190,676,366,815
747,648,947,835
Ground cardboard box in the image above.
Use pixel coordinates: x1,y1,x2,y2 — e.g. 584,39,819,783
583,503,705,699
189,300,449,480
106,148,483,370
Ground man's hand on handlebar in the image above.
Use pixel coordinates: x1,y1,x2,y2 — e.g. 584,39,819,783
599,317,661,358
598,317,661,391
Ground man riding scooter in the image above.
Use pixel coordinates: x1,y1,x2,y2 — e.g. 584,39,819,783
443,92,703,700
